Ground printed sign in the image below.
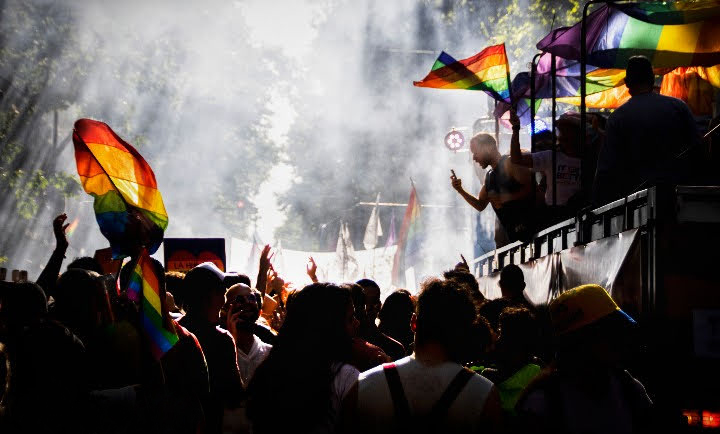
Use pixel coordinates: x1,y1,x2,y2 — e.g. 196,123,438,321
164,238,226,272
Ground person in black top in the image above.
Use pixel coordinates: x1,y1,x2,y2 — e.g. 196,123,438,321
451,126,538,246
178,262,243,434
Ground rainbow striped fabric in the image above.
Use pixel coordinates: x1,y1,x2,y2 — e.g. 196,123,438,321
414,44,512,102
128,249,179,359
73,119,168,258
537,3,720,69
391,184,422,286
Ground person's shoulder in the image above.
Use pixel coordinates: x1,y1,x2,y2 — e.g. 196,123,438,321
254,334,273,352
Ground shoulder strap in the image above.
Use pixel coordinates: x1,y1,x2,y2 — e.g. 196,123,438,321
383,363,411,421
428,368,475,420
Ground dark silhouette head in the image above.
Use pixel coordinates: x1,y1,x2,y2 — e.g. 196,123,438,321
181,262,227,318
54,268,110,340
67,256,103,275
414,278,476,363
625,56,654,95
443,268,484,304
356,278,382,321
499,264,525,299
378,289,415,330
223,272,251,288
164,271,185,310
497,306,539,356
0,282,47,331
469,133,500,169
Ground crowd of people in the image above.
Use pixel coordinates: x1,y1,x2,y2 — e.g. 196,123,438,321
451,55,720,247
0,207,664,434
1,54,712,434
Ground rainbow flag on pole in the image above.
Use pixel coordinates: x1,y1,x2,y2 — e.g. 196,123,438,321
414,43,512,102
73,119,168,258
537,2,720,69
391,184,422,286
128,248,179,359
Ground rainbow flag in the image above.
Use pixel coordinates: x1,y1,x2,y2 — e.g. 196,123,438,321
391,184,422,286
73,119,168,258
414,44,512,102
537,3,720,69
128,248,179,359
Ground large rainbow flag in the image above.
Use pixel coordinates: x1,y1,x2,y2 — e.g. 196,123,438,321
537,2,720,69
414,43,512,102
73,119,168,258
391,184,422,286
128,248,179,359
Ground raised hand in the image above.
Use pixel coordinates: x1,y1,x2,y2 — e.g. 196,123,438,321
455,254,470,272
53,213,70,252
306,256,318,283
256,244,273,297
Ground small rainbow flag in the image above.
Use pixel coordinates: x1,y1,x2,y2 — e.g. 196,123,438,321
391,184,422,286
73,119,168,258
537,3,720,69
414,43,512,102
128,248,178,359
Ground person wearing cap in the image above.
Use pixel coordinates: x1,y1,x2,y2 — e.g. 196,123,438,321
178,262,243,434
516,284,653,434
594,55,700,206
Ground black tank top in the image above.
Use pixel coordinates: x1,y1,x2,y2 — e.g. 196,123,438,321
484,156,538,242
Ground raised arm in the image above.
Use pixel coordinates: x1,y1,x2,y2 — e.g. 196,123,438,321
451,170,490,212
510,109,533,168
37,214,70,298
255,244,272,297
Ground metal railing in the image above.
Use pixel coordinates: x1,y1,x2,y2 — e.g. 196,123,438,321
471,187,655,276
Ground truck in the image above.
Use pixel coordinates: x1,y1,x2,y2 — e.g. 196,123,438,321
471,185,720,431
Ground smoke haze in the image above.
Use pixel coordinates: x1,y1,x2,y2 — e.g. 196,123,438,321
0,0,551,285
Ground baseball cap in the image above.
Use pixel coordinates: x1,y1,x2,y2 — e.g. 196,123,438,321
549,284,636,335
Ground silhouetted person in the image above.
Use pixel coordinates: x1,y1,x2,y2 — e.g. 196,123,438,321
499,264,532,309
353,278,503,434
247,283,360,434
0,282,86,434
354,279,405,360
594,55,700,206
444,264,486,307
481,307,542,422
451,132,538,246
378,289,416,355
511,110,583,221
516,284,653,434
179,262,243,434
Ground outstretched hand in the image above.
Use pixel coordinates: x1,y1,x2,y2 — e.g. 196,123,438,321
53,213,70,252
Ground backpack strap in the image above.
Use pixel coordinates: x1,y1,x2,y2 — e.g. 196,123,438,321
383,363,411,422
429,368,475,419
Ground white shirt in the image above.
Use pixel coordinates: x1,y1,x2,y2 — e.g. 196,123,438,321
532,150,581,206
356,355,495,434
236,335,272,387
